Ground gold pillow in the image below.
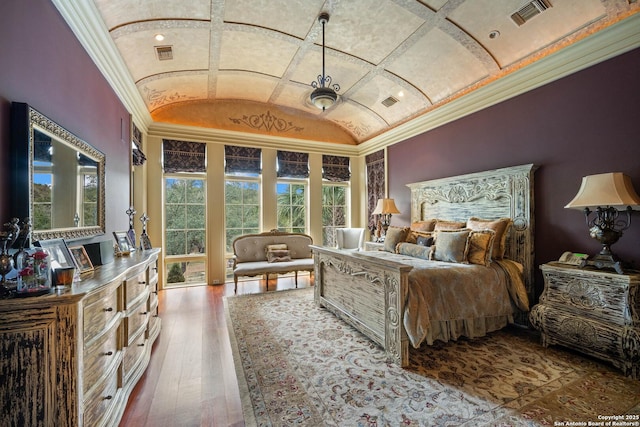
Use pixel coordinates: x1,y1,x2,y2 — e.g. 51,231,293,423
410,220,437,232
405,230,433,244
434,220,467,231
430,229,471,263
266,244,288,253
383,226,410,253
466,217,512,259
467,229,496,266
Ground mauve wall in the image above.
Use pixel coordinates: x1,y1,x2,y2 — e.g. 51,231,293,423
0,0,131,241
388,47,640,296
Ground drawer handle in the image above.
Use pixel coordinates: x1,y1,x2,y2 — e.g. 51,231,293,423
141,311,148,315
104,395,113,400
153,267,158,272
139,281,147,285
138,343,145,347
104,351,113,356
152,291,158,295
104,307,113,312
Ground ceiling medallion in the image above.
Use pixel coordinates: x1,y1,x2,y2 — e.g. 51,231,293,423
310,13,340,111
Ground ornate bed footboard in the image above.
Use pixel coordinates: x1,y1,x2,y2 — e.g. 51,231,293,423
312,245,413,366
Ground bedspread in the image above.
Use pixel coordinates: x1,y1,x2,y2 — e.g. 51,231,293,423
361,251,529,348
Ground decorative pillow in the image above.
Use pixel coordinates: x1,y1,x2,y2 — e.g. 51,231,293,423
396,242,431,260
405,230,432,244
383,226,410,253
416,235,434,247
466,229,496,266
430,229,471,263
410,219,437,232
434,220,467,231
466,217,512,259
267,249,291,263
266,244,288,253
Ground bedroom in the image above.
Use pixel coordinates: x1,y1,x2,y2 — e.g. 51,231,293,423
0,0,639,426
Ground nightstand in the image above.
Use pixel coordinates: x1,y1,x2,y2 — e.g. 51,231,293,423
529,262,640,379
364,241,385,251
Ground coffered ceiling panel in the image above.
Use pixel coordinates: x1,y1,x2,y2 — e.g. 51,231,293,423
79,0,639,145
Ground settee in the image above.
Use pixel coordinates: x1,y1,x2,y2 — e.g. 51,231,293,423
231,229,314,293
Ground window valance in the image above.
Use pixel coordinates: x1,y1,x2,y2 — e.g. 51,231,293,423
163,139,206,173
225,145,262,175
277,150,309,179
322,155,350,182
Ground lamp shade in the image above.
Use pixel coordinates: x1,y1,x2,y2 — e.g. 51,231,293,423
372,198,401,215
310,87,337,110
565,172,640,211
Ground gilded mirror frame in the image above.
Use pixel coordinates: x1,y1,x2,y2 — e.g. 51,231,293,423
11,102,106,241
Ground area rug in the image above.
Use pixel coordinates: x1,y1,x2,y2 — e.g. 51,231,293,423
224,288,640,426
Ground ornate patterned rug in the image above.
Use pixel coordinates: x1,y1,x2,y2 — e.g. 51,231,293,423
224,288,640,427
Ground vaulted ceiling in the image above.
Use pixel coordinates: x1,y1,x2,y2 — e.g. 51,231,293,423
57,0,639,146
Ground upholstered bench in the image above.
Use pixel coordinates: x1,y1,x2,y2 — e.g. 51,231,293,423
231,230,314,293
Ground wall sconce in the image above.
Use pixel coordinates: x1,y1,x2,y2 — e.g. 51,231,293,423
372,198,401,240
565,172,640,274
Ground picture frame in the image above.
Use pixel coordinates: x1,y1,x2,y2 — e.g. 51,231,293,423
69,245,94,273
140,233,152,250
36,238,75,269
113,231,132,254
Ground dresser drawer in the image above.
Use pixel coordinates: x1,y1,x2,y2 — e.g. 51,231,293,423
125,299,149,346
540,264,635,326
83,321,120,394
123,330,147,383
124,271,148,308
83,363,120,427
83,285,120,345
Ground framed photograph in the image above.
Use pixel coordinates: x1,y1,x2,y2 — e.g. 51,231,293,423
69,246,94,273
113,231,132,254
37,238,75,269
140,233,152,250
127,228,137,250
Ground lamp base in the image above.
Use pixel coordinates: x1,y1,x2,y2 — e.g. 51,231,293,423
580,252,624,274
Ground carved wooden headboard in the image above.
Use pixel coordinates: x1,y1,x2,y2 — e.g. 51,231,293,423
406,164,537,318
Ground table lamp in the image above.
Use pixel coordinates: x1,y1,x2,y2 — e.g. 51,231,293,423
372,198,401,240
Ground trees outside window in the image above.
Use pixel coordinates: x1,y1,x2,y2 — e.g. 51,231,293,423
225,178,260,252
322,184,348,246
277,181,306,234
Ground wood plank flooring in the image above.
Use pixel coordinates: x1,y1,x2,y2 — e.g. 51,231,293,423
119,274,312,427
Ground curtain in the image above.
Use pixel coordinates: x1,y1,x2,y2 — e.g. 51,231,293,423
322,155,350,182
366,150,385,230
132,123,146,166
163,139,206,173
277,150,309,178
224,145,262,174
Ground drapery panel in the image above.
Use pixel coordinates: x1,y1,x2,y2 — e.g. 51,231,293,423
277,150,309,178
322,155,350,182
224,145,262,174
163,139,206,173
365,150,385,230
132,122,146,166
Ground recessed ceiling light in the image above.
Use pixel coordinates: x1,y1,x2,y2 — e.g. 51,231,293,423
155,34,165,42
398,91,404,98
489,30,500,39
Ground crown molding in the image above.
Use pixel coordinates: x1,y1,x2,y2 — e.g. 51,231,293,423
51,0,152,132
148,122,360,157
358,13,640,156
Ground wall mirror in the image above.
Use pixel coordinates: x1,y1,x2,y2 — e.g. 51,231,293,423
11,102,106,242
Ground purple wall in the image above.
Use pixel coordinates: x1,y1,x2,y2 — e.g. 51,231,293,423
0,0,131,241
388,47,640,294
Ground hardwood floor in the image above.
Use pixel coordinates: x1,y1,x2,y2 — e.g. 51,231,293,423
119,274,313,427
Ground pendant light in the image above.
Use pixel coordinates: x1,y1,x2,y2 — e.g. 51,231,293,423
310,13,340,111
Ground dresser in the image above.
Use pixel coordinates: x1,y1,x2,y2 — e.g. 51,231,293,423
529,262,640,379
0,248,161,427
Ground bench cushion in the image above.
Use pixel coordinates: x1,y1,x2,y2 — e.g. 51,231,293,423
233,258,314,277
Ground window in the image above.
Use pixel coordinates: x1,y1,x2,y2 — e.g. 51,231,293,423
225,178,261,252
164,177,206,286
277,180,307,233
33,170,52,230
322,183,348,246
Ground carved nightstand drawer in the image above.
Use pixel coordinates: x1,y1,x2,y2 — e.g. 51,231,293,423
83,361,120,427
123,330,147,383
125,298,149,346
540,264,633,326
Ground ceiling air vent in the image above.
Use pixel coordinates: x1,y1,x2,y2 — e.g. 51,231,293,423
155,46,173,61
381,96,398,107
511,0,552,26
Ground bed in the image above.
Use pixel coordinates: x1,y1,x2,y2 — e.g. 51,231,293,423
311,164,537,367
